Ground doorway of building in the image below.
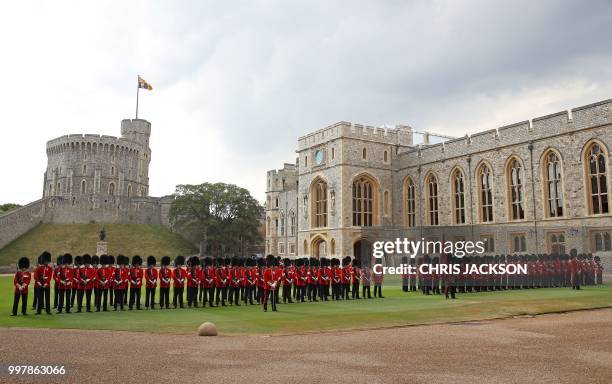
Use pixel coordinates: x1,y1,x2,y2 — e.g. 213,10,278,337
353,239,373,268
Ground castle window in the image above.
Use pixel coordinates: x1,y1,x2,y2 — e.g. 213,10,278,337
127,184,132,198
426,174,439,226
511,233,527,253
275,218,278,235
280,212,285,236
305,155,308,167
383,150,388,163
480,234,495,253
362,147,367,160
452,168,466,224
591,230,611,252
108,182,115,196
585,143,608,214
48,184,52,196
330,238,336,255
404,177,416,227
478,163,494,222
56,182,61,195
331,147,335,160
290,210,296,236
548,232,566,255
289,243,296,255
80,180,86,194
383,190,390,216
275,197,279,208
303,240,308,255
507,158,525,220
266,217,271,236
353,176,375,226
312,179,328,228
83,164,87,175
110,166,115,176
544,151,563,217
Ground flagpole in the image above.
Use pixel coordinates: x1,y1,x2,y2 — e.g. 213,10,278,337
135,76,140,119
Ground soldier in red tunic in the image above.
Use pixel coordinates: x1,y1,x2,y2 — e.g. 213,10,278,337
595,256,604,285
228,257,241,306
144,256,158,309
53,255,62,309
95,255,110,312
77,254,95,312
373,261,384,298
129,255,144,310
262,255,279,312
113,255,129,310
215,257,228,306
242,257,255,305
159,256,171,309
361,260,372,299
201,257,216,307
342,256,352,300
307,258,319,302
34,251,53,315
172,256,186,309
57,254,73,313
186,256,200,308
255,258,265,304
12,257,31,316
351,258,361,299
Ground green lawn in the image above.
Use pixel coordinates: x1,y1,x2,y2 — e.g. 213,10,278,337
0,223,197,266
1,276,611,335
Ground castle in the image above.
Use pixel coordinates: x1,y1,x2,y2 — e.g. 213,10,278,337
0,119,172,250
265,99,612,271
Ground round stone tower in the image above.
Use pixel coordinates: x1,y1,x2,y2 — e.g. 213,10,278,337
43,119,152,200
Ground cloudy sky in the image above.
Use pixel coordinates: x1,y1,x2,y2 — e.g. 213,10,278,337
2,0,612,205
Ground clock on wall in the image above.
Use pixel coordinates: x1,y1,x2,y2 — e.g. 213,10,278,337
314,149,325,165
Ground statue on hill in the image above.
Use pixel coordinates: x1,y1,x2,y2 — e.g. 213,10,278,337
99,227,106,242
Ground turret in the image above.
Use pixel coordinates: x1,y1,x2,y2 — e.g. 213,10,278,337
121,119,151,148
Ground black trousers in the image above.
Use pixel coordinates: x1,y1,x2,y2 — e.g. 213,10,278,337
243,285,254,304
352,282,360,299
228,286,240,305
159,287,170,308
344,283,350,300
263,289,277,311
129,287,141,309
173,286,184,308
96,288,108,311
70,287,77,307
373,285,383,298
145,287,156,308
32,285,39,309
57,289,71,313
332,283,340,300
204,287,215,306
12,292,27,315
319,284,327,301
109,287,114,306
216,286,227,305
282,284,292,303
54,284,59,308
186,286,198,307
77,289,92,311
307,284,318,301
36,287,51,314
362,285,371,298
114,289,125,310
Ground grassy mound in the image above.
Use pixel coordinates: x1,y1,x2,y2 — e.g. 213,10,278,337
0,223,197,266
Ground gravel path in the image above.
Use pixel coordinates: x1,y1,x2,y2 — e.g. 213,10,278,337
1,308,611,384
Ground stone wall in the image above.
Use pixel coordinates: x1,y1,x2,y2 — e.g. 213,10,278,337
0,198,48,250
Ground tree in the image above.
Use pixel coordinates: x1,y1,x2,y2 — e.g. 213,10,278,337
169,183,263,257
0,203,21,214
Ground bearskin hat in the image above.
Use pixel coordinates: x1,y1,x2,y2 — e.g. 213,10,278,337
132,255,143,266
161,256,171,266
99,255,106,265
40,251,51,264
215,257,224,266
62,253,73,264
83,254,92,265
107,255,115,265
147,256,156,266
74,255,83,266
256,257,265,268
175,255,185,266
56,255,63,265
190,256,201,267
342,256,351,266
265,254,275,267
92,255,99,265
283,257,291,267
18,257,30,269
204,257,213,266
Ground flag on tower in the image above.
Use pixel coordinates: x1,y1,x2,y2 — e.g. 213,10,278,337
138,75,153,90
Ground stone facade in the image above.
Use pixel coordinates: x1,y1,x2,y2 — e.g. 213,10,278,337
0,119,173,250
265,99,612,271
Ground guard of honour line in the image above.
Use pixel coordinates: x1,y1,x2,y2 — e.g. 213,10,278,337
11,250,604,316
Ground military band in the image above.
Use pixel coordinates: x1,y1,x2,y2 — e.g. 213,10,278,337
9,250,606,316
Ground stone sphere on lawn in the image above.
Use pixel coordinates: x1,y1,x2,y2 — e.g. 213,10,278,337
198,322,218,336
